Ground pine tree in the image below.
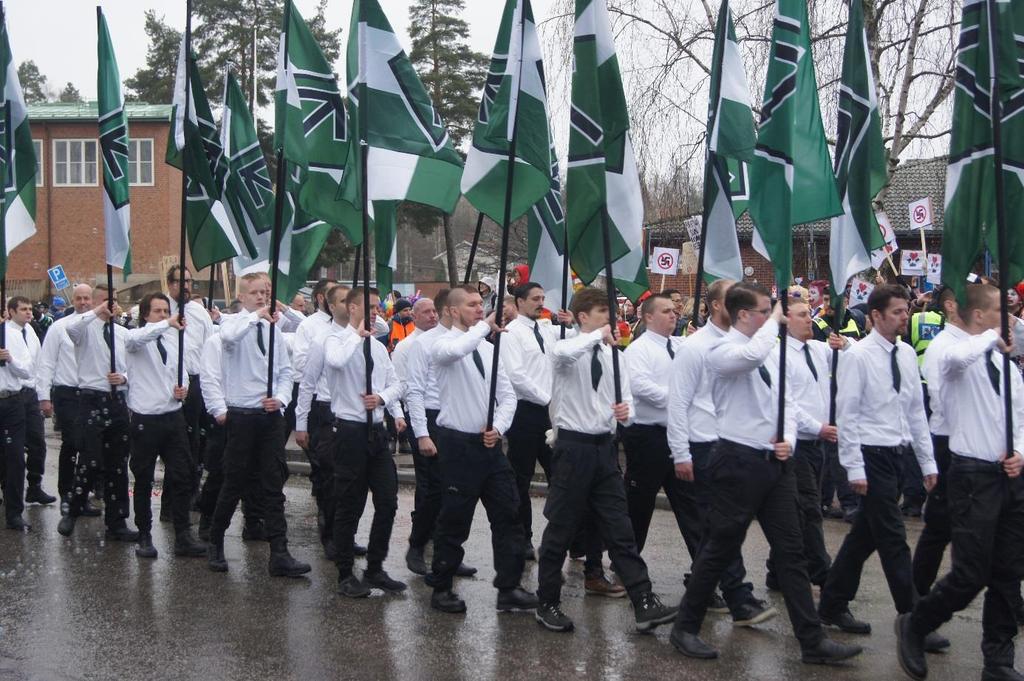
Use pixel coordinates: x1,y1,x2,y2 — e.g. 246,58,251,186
57,82,82,103
124,11,181,104
17,60,48,103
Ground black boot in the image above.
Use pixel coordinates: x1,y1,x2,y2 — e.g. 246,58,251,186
431,589,466,613
105,524,140,542
801,638,864,665
25,485,56,505
135,532,158,559
268,550,311,578
405,545,428,575
894,613,927,680
174,528,207,557
207,540,228,572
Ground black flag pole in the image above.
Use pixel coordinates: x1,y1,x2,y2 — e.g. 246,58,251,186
352,243,361,288
358,36,373,431
175,0,193,389
987,0,1015,461
106,264,116,396
599,208,623,403
777,283,789,444
206,262,216,310
463,212,486,284
0,91,8,367
266,148,286,399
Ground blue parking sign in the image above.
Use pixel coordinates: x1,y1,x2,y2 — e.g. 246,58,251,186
47,265,70,290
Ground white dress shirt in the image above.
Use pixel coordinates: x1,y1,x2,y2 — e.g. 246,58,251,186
5,320,40,390
432,321,516,435
169,298,215,377
667,320,728,463
67,311,128,393
921,324,968,437
623,329,682,426
405,324,447,438
391,326,423,385
36,312,81,400
502,317,565,407
0,328,32,392
942,329,1024,461
787,336,833,441
836,329,935,482
291,309,333,380
551,329,634,435
295,321,342,432
324,326,404,423
124,321,185,415
200,334,227,419
708,319,797,451
218,309,292,410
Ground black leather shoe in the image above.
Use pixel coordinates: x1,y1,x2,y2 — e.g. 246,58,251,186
732,600,779,627
431,589,467,613
801,637,864,665
765,573,781,591
174,529,207,557
268,550,311,578
895,613,927,680
197,515,212,542
707,592,730,614
353,541,368,557
634,592,677,632
364,569,407,593
535,602,574,632
105,526,140,542
136,532,158,559
497,587,539,612
242,521,267,542
669,628,718,659
983,665,1024,681
207,542,228,572
821,609,872,634
81,501,101,517
338,574,371,598
5,516,30,532
455,563,478,577
57,515,76,536
924,630,950,653
25,485,56,505
406,545,428,575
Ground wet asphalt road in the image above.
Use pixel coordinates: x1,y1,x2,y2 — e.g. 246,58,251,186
0,435,1009,681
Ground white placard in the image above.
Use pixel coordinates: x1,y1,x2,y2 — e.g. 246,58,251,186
871,210,899,268
927,253,942,285
909,197,934,231
901,249,926,276
848,276,875,306
650,247,680,275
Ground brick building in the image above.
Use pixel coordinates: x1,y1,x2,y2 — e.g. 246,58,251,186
9,101,190,302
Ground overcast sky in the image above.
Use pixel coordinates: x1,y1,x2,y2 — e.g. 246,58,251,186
7,0,559,101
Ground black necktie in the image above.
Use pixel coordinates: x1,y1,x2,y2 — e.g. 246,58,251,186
533,322,545,353
366,340,375,376
757,364,772,388
666,338,675,360
256,322,266,356
985,348,1001,395
20,327,26,344
156,336,168,365
471,348,485,379
890,345,901,393
103,322,112,347
803,345,819,382
591,345,603,391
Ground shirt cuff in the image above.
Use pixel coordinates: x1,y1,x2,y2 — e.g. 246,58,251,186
846,466,866,483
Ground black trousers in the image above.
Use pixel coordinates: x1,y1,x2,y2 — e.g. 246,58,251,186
821,440,859,512
211,411,289,552
21,389,45,487
622,423,701,557
309,401,335,545
689,441,756,612
67,391,130,527
409,408,443,549
901,445,926,508
819,446,916,617
283,382,299,440
768,440,831,586
912,434,951,595
675,440,823,649
428,427,524,592
196,419,262,523
0,395,27,522
911,455,1024,668
51,386,81,500
505,400,552,543
129,410,192,533
537,431,652,606
331,420,398,576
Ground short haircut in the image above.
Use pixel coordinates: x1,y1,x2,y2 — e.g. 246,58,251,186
433,288,450,311
166,265,191,282
503,295,516,305
724,282,770,323
240,272,264,287
447,285,479,309
961,283,999,317
663,288,681,298
327,284,350,305
706,278,735,305
345,287,380,306
6,295,30,312
94,283,111,295
867,283,910,315
311,278,335,309
138,292,171,327
640,292,672,318
570,287,608,319
514,282,543,302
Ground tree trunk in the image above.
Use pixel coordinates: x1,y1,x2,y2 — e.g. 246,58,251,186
443,213,459,285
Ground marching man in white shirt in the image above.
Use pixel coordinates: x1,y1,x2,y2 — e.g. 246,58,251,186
57,284,137,543
424,285,537,615
897,283,1024,681
670,282,861,665
0,307,33,531
122,293,206,560
206,272,310,578
534,287,676,634
326,287,407,598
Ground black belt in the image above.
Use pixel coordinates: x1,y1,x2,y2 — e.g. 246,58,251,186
558,429,614,446
436,426,483,443
950,452,1005,474
52,385,78,395
228,407,269,416
628,422,666,432
720,438,775,462
0,389,20,400
131,409,182,420
19,387,35,395
516,400,548,413
862,444,909,456
334,418,386,432
79,388,126,401
426,408,440,418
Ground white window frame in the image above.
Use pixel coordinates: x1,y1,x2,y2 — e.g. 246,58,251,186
32,139,43,187
128,138,155,187
52,138,99,187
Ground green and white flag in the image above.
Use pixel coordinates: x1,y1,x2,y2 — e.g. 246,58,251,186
942,0,1024,303
461,0,551,225
702,0,754,283
0,10,36,279
527,141,569,311
97,9,130,274
373,200,399,294
167,37,241,270
341,0,464,214
567,0,647,298
748,0,841,288
829,0,886,300
219,71,273,274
